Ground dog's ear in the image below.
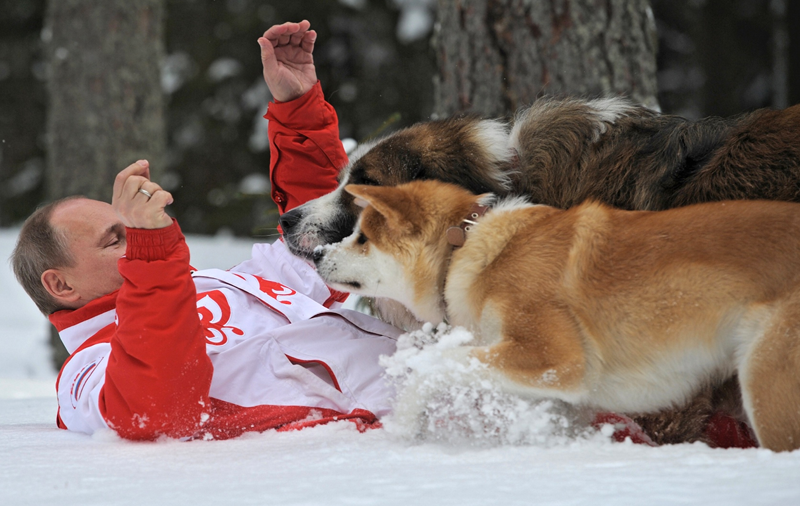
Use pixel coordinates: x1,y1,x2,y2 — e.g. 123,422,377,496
345,184,414,233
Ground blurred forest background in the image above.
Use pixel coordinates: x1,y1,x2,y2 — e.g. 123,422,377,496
2,0,799,238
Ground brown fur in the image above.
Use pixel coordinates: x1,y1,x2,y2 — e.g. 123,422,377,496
327,181,800,451
511,100,800,210
287,98,800,446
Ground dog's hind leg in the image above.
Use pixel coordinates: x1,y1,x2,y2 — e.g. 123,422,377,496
739,299,800,452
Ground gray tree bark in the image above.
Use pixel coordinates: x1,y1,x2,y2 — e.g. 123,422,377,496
44,0,166,201
43,0,166,368
433,0,659,117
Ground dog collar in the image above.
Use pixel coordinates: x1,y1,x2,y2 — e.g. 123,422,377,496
446,203,490,247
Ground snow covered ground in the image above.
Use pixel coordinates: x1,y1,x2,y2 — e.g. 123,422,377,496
2,227,800,506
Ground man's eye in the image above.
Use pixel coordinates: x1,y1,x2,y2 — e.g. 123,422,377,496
356,232,368,245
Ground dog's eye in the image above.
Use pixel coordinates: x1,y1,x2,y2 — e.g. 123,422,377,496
356,232,368,245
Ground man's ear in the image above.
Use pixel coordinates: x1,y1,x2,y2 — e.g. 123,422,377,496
41,269,79,305
345,184,414,233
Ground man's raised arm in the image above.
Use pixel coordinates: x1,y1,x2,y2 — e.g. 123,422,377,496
259,21,348,214
101,161,212,440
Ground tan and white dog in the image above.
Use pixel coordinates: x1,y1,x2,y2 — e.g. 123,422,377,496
314,179,800,452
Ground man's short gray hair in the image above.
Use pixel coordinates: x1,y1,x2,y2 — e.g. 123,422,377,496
11,197,82,315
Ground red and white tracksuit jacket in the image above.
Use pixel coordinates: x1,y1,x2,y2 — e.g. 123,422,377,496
51,82,401,441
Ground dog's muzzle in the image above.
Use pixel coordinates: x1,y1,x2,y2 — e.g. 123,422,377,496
279,207,303,236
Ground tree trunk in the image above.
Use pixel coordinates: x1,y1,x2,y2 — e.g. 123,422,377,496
43,0,165,368
433,0,659,117
771,0,789,109
44,0,165,200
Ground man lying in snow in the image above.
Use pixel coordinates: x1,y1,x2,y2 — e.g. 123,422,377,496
12,21,398,441
11,20,755,447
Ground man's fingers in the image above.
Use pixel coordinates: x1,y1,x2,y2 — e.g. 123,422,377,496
277,33,292,46
136,181,164,201
260,21,316,103
140,189,174,229
120,174,149,201
113,160,150,201
259,37,277,76
120,174,165,205
264,20,311,46
288,29,306,47
111,160,173,229
150,189,174,208
265,21,300,43
116,185,173,229
142,187,173,210
300,30,317,53
263,22,291,41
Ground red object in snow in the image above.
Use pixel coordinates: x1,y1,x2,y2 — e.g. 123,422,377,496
592,411,759,449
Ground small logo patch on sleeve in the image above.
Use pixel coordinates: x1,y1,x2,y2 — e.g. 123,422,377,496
69,359,102,408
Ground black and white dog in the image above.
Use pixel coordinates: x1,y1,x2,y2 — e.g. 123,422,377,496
280,97,800,261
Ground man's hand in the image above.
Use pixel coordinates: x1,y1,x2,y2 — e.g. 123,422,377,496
112,160,174,229
258,20,318,102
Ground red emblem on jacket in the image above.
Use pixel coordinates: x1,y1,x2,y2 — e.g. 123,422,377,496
232,273,297,305
196,290,244,346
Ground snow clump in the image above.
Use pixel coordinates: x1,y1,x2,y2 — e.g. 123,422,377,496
380,323,607,447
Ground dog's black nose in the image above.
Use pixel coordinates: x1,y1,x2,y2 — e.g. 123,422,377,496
312,247,324,264
279,208,302,235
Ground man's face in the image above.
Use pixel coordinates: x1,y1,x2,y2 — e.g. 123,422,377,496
50,198,127,307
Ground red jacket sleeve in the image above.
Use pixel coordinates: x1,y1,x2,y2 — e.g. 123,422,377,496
266,81,348,214
100,220,213,440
